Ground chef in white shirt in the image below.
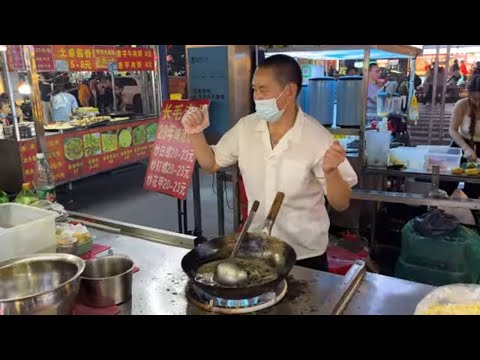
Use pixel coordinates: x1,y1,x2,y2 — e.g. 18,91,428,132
182,54,358,271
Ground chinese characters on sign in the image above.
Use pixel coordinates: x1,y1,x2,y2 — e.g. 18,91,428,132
116,46,155,71
6,45,26,72
144,99,210,200
94,46,117,71
34,45,55,72
51,45,155,72
21,119,158,184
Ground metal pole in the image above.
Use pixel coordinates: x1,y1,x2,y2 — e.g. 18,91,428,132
111,73,117,112
217,172,225,236
360,49,370,169
156,45,169,104
192,163,202,237
1,51,20,141
428,45,440,145
150,67,158,115
182,199,188,234
177,199,183,233
407,57,416,116
23,45,47,154
439,45,451,143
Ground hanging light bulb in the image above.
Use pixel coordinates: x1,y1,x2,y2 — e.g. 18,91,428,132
18,80,31,95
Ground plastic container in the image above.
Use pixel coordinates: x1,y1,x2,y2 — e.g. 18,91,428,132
424,146,462,171
389,147,428,170
0,203,57,261
366,130,391,167
376,91,390,117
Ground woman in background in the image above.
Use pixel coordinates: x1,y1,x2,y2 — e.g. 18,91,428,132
447,74,480,198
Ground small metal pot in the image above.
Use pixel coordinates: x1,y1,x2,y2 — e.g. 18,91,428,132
79,254,134,307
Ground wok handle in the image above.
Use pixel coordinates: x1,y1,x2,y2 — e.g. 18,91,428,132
262,192,285,235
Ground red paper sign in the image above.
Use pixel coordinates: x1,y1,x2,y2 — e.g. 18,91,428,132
144,99,210,200
65,45,95,71
116,46,155,72
94,46,117,71
34,45,55,72
6,45,26,72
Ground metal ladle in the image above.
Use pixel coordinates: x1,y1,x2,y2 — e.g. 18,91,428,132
214,200,260,287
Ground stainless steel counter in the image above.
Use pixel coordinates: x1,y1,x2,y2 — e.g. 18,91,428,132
89,228,434,315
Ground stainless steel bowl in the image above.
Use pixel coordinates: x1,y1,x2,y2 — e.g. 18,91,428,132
79,255,134,307
0,253,85,315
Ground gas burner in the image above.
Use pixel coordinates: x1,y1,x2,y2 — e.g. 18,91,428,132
186,280,287,314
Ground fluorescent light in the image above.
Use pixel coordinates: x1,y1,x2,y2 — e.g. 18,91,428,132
0,45,6,52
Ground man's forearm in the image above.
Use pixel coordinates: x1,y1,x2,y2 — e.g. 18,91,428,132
324,169,352,211
189,133,218,173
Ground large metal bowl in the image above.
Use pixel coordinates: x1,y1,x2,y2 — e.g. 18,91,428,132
0,253,85,315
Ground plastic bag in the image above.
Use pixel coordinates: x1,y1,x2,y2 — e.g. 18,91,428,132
413,209,460,237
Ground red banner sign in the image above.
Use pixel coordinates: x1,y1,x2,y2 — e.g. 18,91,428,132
50,45,155,72
116,46,155,71
34,45,55,72
144,100,210,200
20,118,158,184
94,46,117,71
6,45,26,72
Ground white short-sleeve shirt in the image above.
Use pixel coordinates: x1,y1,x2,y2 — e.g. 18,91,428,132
211,109,358,260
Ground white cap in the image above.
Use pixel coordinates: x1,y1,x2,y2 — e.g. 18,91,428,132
36,153,45,159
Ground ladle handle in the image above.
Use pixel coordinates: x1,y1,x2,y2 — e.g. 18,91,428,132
230,200,259,258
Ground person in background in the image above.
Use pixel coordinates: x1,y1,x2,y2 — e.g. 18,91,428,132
423,65,446,104
450,59,460,73
346,66,358,76
460,60,469,80
0,97,12,126
96,76,109,113
447,75,480,198
115,84,126,112
367,63,382,116
78,79,92,107
327,64,335,77
51,83,78,122
0,93,24,124
473,62,480,77
89,77,98,108
39,73,53,123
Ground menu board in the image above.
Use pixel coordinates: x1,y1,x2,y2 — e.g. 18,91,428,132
20,118,158,185
6,45,26,72
34,45,56,72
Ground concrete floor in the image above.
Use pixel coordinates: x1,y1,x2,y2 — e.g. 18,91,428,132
57,162,235,239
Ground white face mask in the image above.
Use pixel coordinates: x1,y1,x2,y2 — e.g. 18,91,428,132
254,87,288,123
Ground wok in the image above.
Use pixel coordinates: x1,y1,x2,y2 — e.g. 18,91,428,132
181,192,297,299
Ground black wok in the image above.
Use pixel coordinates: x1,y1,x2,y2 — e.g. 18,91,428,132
181,192,297,299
